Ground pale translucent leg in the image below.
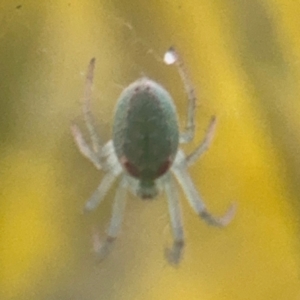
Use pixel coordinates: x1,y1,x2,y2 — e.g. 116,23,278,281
164,47,197,144
84,172,119,212
186,116,217,166
172,166,236,227
94,177,127,261
71,58,105,168
82,58,102,154
71,123,102,170
164,175,185,265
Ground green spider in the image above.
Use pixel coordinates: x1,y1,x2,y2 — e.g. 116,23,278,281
71,47,235,264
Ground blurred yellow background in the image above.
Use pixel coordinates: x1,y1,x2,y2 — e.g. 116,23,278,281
1,0,300,299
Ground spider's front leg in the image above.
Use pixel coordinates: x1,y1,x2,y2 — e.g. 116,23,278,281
173,156,236,227
93,177,127,261
164,174,185,265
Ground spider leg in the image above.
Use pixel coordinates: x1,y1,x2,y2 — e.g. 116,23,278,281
172,164,236,227
82,58,102,155
94,177,127,261
71,123,102,170
164,47,197,144
164,174,185,265
84,171,120,212
186,116,217,166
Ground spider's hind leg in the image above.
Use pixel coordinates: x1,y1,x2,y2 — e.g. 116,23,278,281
185,115,217,166
82,58,102,155
71,58,104,169
164,47,197,144
71,123,102,170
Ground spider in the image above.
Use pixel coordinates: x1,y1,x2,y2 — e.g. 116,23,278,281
71,47,236,264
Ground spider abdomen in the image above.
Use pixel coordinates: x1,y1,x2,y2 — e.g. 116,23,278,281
113,78,179,181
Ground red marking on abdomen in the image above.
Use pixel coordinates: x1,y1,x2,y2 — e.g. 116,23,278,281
120,156,140,178
156,159,171,177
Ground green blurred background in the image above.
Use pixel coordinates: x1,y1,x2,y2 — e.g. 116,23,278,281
1,0,300,299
